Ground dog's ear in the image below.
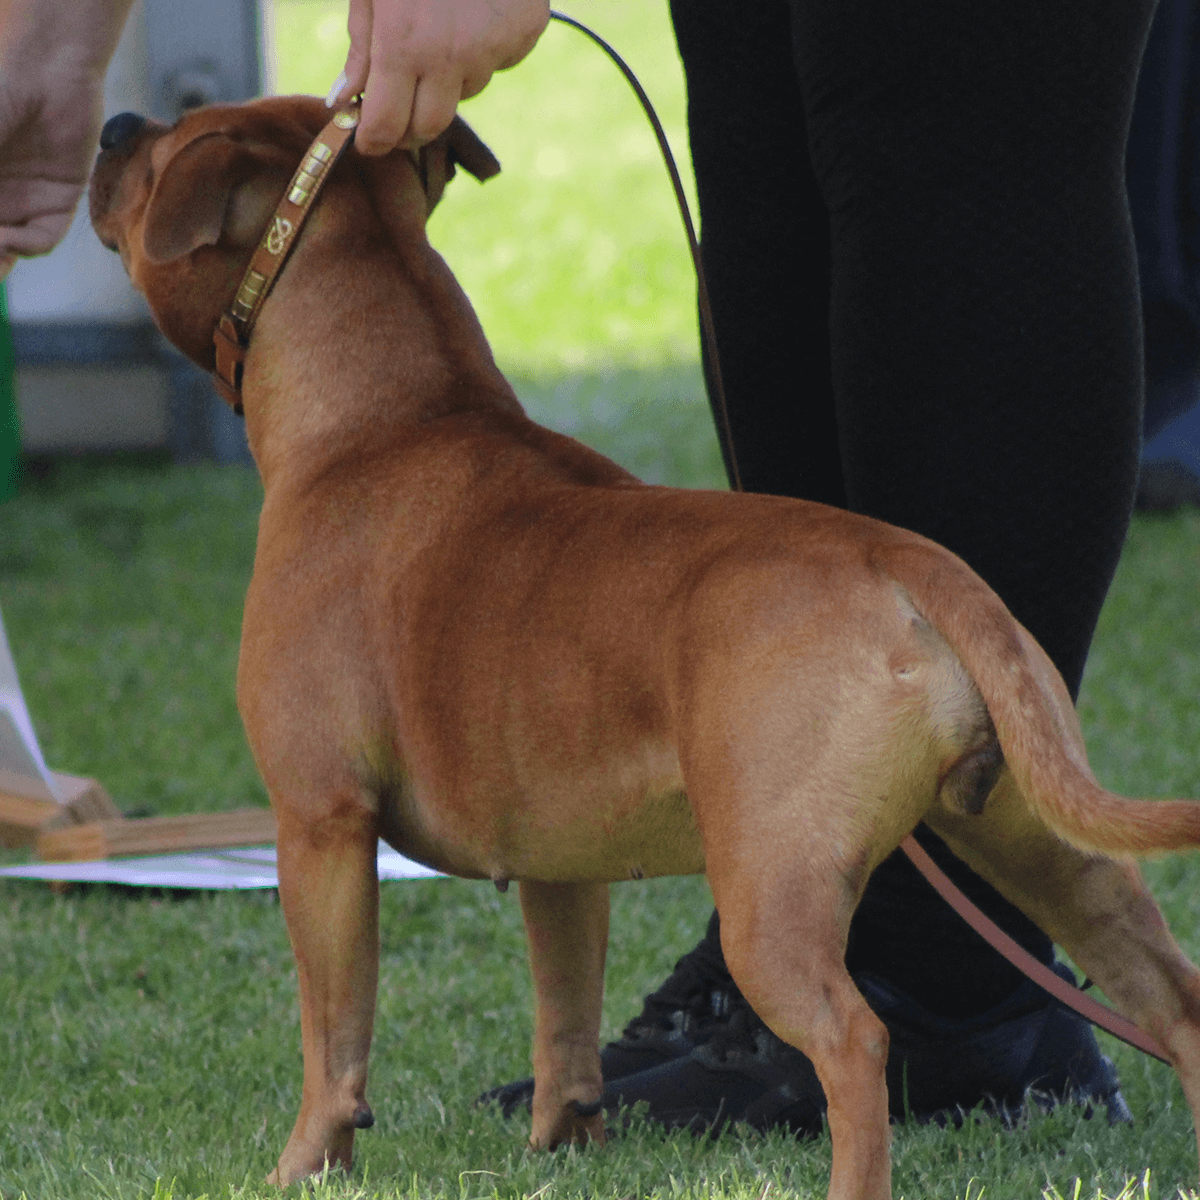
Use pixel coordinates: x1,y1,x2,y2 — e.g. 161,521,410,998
445,116,501,184
418,115,500,215
141,133,290,264
141,133,246,263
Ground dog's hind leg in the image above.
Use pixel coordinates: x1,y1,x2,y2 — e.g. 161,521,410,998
710,836,892,1200
697,750,905,1198
682,625,947,1200
519,879,609,1148
269,796,381,1186
930,782,1200,1162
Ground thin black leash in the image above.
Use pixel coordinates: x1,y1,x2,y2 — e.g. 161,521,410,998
548,10,741,493
548,8,1171,1068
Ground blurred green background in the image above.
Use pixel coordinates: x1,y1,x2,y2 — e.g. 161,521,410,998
270,0,726,487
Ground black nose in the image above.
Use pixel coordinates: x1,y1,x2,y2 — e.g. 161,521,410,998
99,112,147,152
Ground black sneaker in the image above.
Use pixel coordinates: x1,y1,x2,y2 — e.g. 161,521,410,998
602,1001,826,1135
479,911,738,1116
598,961,1131,1134
868,964,1132,1125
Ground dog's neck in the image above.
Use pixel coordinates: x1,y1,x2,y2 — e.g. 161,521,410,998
232,165,524,491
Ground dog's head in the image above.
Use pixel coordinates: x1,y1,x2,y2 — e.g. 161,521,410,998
88,94,499,368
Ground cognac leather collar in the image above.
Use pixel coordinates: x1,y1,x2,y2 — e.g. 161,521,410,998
212,100,363,415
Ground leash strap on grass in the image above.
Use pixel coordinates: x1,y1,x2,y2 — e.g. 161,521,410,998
553,9,1174,1070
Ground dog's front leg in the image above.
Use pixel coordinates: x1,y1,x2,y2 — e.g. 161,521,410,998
519,880,609,1148
269,803,380,1186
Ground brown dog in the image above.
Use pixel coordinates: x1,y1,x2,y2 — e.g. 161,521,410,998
89,95,1200,1200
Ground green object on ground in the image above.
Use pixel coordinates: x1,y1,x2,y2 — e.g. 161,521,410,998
0,286,17,502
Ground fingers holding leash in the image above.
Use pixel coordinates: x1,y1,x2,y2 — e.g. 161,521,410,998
330,0,549,155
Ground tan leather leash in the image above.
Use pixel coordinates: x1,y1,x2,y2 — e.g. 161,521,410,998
900,836,1168,1062
213,100,363,414
550,9,1173,1067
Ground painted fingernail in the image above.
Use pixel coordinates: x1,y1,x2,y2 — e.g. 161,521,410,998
325,71,348,108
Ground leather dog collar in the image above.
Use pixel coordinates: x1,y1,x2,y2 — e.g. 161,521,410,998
213,99,362,415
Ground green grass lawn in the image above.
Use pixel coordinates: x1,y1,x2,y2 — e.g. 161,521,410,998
0,2,1199,1198
1,461,1197,1200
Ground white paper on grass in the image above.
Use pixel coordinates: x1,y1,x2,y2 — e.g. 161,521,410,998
0,845,445,889
0,606,61,802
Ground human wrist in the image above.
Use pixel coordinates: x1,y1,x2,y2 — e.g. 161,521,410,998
0,0,136,78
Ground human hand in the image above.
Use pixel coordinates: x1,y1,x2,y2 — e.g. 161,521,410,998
0,0,134,278
0,68,106,279
328,0,550,155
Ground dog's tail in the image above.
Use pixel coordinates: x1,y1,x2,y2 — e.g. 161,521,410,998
884,540,1200,858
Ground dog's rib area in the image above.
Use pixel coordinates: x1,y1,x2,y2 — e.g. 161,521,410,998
357,729,703,882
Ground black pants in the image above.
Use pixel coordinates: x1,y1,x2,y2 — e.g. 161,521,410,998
670,0,1153,1017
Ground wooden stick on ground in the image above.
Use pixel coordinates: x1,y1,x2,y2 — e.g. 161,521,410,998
0,771,123,848
36,808,278,862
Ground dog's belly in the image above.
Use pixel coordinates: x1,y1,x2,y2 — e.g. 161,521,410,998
499,781,707,882
368,740,705,883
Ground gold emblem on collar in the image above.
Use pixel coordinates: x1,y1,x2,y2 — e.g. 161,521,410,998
265,215,293,256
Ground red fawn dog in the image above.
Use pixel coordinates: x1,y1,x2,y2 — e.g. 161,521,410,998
90,95,1200,1199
